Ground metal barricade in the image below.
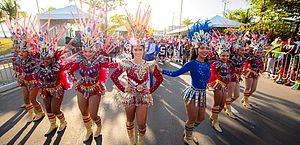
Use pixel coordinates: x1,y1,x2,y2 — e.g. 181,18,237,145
287,54,300,83
0,56,15,85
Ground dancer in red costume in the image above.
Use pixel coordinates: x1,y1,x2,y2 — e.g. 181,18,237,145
226,38,246,119
208,39,231,133
242,38,266,108
65,3,118,142
34,20,72,136
5,13,45,123
111,4,163,145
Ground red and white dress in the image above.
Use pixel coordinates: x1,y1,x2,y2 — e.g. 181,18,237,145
110,60,163,106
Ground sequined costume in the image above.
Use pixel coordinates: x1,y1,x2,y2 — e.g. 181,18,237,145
14,56,39,90
229,53,245,82
243,54,264,79
67,54,118,99
163,60,210,107
35,60,72,99
111,60,163,106
208,60,231,91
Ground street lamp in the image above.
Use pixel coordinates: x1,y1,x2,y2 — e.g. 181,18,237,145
222,0,229,16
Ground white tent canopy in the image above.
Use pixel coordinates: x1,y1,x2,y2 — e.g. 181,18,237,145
37,5,89,20
37,5,91,46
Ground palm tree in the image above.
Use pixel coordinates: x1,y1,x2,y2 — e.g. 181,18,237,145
0,10,8,38
0,0,18,22
225,8,253,24
182,18,194,26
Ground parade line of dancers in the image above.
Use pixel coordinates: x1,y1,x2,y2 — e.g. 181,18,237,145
5,3,271,145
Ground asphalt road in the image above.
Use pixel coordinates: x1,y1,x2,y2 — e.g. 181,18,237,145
0,61,300,145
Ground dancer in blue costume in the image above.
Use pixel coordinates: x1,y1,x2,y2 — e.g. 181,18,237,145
162,20,211,145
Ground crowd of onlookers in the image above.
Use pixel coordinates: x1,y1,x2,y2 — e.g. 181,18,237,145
264,37,300,89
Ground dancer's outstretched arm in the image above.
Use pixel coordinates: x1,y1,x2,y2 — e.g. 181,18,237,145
162,62,190,77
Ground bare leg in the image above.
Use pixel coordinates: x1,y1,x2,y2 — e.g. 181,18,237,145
136,105,148,145
88,95,102,137
211,90,224,133
77,92,89,116
242,78,253,108
184,100,199,144
125,105,136,145
30,87,44,120
42,95,52,113
22,86,35,122
77,92,92,142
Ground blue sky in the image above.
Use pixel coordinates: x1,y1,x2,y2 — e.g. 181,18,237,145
17,0,250,30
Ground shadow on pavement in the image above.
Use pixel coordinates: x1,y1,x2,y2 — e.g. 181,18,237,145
43,128,58,145
7,120,42,145
6,121,30,144
53,129,66,145
0,109,26,137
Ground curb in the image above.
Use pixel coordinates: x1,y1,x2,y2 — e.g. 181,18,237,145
0,82,18,93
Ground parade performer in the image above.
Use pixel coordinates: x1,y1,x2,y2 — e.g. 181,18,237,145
162,20,211,145
34,20,72,136
208,35,231,133
65,4,118,142
157,40,167,63
6,13,45,123
226,35,246,119
111,4,163,145
242,38,266,108
166,39,175,60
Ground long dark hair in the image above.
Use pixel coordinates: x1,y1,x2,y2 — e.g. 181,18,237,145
190,47,198,60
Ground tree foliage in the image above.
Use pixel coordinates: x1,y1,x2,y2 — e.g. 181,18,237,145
0,0,18,21
225,9,253,23
182,18,193,26
47,7,57,11
235,0,300,40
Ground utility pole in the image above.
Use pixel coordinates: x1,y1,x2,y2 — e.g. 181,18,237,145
172,12,175,31
36,0,40,13
223,0,229,16
179,0,183,35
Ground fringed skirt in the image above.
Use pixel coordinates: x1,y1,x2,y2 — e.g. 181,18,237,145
21,79,38,90
76,82,105,99
182,86,206,107
243,68,259,79
208,80,228,91
116,92,153,107
41,84,64,99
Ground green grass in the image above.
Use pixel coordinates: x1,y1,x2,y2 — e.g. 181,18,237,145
0,38,12,55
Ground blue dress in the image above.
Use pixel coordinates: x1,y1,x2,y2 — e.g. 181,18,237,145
162,60,210,106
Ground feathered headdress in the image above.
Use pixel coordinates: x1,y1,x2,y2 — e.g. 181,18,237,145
35,18,67,58
211,30,232,55
250,32,270,51
72,1,118,55
188,20,211,48
123,3,151,47
5,11,35,52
